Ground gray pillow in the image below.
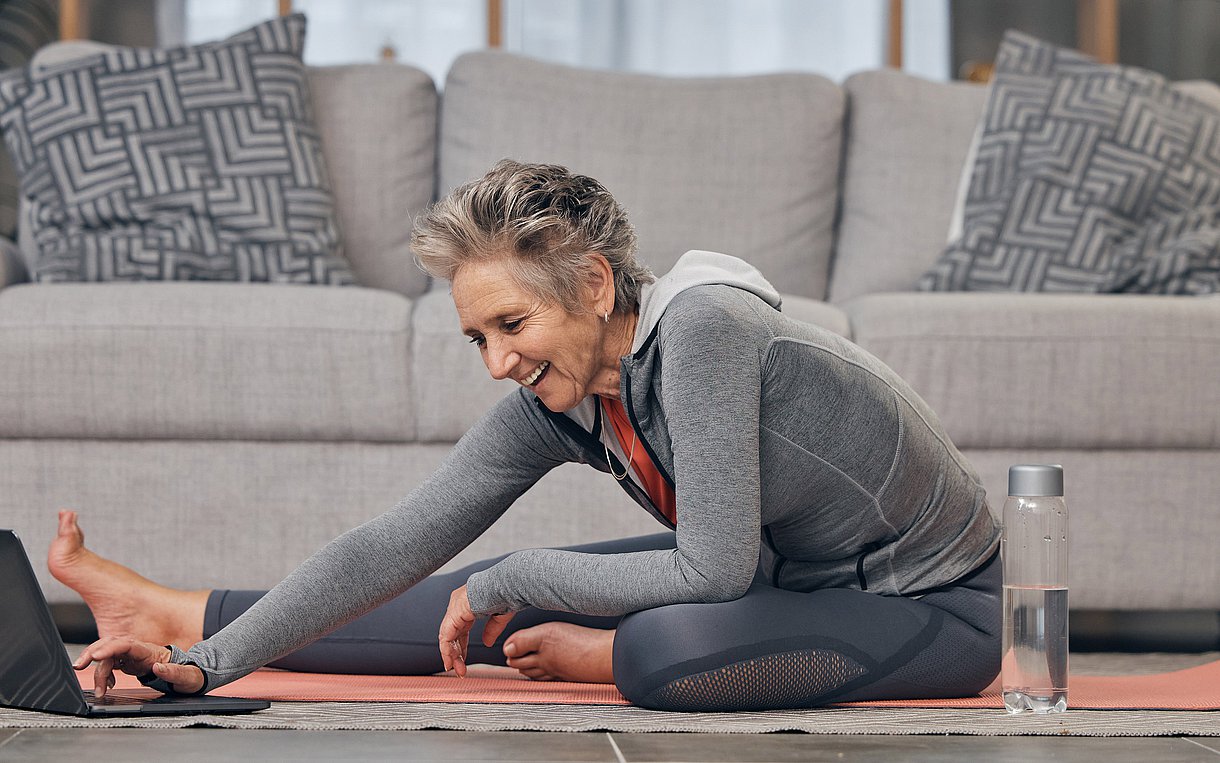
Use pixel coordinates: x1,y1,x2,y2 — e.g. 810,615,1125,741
921,31,1220,295
0,0,56,240
0,14,355,284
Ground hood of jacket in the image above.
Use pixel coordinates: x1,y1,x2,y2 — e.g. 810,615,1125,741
631,250,781,353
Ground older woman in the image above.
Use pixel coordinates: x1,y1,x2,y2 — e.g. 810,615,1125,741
67,160,1001,711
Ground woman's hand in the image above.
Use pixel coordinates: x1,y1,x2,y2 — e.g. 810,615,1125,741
72,636,204,698
438,585,515,677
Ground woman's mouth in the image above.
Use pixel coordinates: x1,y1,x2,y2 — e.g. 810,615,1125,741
524,361,550,386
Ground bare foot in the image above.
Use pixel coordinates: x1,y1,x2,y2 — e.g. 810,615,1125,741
503,622,615,683
47,510,209,648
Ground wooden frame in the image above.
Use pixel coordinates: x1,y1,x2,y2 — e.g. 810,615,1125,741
888,0,903,69
1077,0,1119,63
58,0,85,40
487,0,502,48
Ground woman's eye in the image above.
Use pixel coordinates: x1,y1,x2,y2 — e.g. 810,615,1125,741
503,319,522,332
468,336,485,347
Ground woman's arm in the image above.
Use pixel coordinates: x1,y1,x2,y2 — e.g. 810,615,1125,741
170,388,573,691
464,286,768,617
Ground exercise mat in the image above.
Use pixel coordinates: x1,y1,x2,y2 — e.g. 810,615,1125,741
79,660,1220,710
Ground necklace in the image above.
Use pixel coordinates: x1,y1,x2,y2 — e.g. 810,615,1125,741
600,397,638,481
606,430,637,481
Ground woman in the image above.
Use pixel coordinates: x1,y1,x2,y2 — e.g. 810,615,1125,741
68,160,1001,711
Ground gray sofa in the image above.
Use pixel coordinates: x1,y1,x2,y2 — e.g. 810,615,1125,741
3,51,1217,614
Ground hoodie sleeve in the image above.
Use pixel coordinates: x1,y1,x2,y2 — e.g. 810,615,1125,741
465,286,767,616
177,388,577,692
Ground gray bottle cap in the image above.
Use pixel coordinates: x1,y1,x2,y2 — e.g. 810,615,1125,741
1008,464,1064,497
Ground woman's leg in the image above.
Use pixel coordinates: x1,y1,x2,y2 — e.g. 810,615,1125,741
612,551,1001,711
48,510,209,648
208,532,678,676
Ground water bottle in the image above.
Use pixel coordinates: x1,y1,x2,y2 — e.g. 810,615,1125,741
1001,464,1068,714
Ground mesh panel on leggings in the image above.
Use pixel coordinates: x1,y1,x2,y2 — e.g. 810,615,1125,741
641,648,868,712
886,586,1001,693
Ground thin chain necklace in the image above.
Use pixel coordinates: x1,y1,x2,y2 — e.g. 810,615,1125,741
602,400,638,481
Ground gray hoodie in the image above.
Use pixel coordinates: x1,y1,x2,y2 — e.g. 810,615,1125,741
176,250,999,692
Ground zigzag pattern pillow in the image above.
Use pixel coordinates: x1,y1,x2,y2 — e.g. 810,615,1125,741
921,31,1220,295
0,14,355,284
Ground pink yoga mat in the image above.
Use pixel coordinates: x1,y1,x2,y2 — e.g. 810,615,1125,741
80,661,1220,710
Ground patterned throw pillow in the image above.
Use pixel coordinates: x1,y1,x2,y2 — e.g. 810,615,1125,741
0,0,56,240
921,31,1220,295
0,14,355,284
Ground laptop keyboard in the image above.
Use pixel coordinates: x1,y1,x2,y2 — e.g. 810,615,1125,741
82,690,149,706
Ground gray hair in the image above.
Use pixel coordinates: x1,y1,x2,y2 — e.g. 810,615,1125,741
411,159,654,316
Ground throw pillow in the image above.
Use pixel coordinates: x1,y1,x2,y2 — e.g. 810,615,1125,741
0,14,356,284
0,0,57,240
921,30,1220,295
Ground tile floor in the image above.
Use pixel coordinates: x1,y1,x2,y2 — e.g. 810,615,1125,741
1,728,1219,762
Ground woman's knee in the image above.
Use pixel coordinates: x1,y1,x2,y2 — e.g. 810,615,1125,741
611,606,683,707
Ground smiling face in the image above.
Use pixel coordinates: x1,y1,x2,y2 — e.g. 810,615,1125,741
452,255,636,412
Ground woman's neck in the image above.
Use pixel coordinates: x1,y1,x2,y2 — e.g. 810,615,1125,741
589,308,638,400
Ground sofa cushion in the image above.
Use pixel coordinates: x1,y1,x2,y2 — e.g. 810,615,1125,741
440,51,843,301
0,283,414,440
0,15,355,284
411,286,517,442
832,70,986,303
308,63,437,298
845,292,1220,449
921,31,1220,295
777,294,851,338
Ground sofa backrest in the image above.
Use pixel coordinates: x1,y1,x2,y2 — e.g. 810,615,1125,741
308,64,437,298
832,69,987,304
438,51,845,301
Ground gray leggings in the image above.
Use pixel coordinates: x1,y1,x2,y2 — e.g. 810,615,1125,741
205,533,1001,711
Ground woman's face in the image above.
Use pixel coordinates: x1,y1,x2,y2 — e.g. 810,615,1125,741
452,256,620,412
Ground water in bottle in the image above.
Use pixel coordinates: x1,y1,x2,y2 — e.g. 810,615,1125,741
1001,464,1068,714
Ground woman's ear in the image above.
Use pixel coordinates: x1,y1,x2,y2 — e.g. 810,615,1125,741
586,253,616,315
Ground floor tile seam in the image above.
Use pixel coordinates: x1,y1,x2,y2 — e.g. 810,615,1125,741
605,732,627,763
0,729,21,751
1183,737,1220,756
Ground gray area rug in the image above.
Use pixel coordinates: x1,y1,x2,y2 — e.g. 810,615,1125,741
3,653,1216,736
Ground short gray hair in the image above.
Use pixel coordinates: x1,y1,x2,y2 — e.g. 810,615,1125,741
411,159,654,315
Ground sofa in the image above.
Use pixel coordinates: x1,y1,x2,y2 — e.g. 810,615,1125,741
2,48,1217,616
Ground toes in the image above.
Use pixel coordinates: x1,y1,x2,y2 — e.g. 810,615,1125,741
506,654,539,670
517,667,552,681
54,510,84,546
504,624,547,658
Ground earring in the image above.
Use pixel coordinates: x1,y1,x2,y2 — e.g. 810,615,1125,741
603,312,610,323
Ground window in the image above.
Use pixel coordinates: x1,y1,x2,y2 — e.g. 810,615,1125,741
183,0,950,85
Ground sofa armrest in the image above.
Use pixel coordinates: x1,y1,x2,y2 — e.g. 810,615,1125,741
0,236,28,289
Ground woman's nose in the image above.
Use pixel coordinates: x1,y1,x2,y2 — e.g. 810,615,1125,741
485,340,519,381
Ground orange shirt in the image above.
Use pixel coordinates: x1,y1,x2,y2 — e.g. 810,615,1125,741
601,396,677,526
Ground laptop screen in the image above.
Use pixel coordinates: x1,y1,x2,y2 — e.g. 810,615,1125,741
0,531,90,715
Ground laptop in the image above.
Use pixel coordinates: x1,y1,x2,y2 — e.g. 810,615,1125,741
0,529,269,716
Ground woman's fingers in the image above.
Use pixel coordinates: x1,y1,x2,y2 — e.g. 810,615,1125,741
93,658,114,699
151,661,205,694
74,637,173,698
482,612,516,647
438,586,478,677
452,639,467,678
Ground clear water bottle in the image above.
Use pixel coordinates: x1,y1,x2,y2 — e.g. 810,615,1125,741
1001,464,1068,714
